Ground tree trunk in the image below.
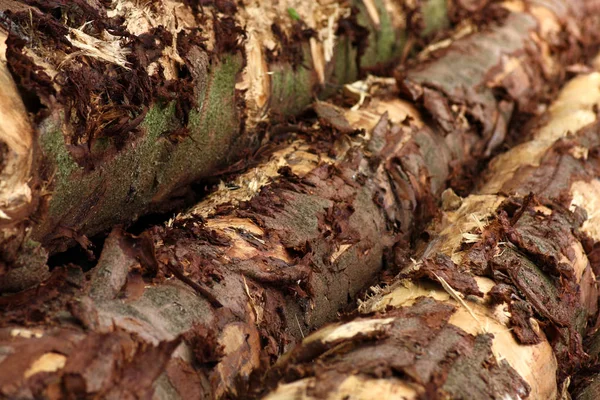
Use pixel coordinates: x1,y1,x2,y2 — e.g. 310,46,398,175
0,0,592,294
0,0,467,258
262,68,600,400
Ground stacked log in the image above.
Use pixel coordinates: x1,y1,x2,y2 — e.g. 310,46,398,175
1,0,600,399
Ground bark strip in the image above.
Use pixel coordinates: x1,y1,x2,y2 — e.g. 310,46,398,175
263,69,600,400
0,83,481,399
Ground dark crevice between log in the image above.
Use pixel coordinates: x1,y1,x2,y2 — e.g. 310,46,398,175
46,233,105,272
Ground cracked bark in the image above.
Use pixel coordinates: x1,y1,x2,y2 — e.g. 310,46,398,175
0,83,482,399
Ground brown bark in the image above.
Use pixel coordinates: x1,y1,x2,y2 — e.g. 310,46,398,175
0,0,599,398
570,328,600,399
0,39,49,290
2,0,594,294
0,0,472,279
0,84,479,399
262,68,600,400
397,0,600,158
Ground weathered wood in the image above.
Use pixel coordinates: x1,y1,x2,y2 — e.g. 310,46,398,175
0,0,496,293
0,0,599,398
0,31,49,292
0,83,480,398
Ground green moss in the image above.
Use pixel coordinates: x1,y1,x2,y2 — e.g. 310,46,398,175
323,36,359,100
356,0,451,68
287,7,300,21
422,0,450,36
270,46,315,117
90,137,110,156
357,0,406,69
39,120,80,180
157,54,243,195
36,56,247,242
37,103,176,240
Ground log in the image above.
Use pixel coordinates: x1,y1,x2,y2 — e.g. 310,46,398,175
0,0,593,291
0,0,468,260
570,328,600,400
0,0,598,397
0,48,49,290
262,68,600,399
0,82,483,399
568,256,600,398
396,0,600,157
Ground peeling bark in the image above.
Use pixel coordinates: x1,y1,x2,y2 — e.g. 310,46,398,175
0,0,594,295
397,0,600,157
1,0,600,398
2,43,600,399
571,328,600,400
0,0,466,261
263,69,600,400
0,81,484,398
0,29,48,292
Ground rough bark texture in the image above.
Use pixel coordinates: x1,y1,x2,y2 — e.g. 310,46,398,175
571,328,600,400
1,0,592,291
0,32,49,291
0,80,483,399
397,0,600,158
1,26,599,400
263,69,600,400
0,0,470,264
1,0,600,398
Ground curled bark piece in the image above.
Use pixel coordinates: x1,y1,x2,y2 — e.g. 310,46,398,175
0,0,466,260
397,0,600,157
263,69,600,400
0,77,492,399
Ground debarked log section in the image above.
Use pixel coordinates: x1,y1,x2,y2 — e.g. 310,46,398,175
0,0,469,265
263,70,600,400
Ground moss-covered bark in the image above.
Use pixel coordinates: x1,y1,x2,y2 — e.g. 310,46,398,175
0,0,471,257
263,69,600,400
2,0,594,293
1,0,600,397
